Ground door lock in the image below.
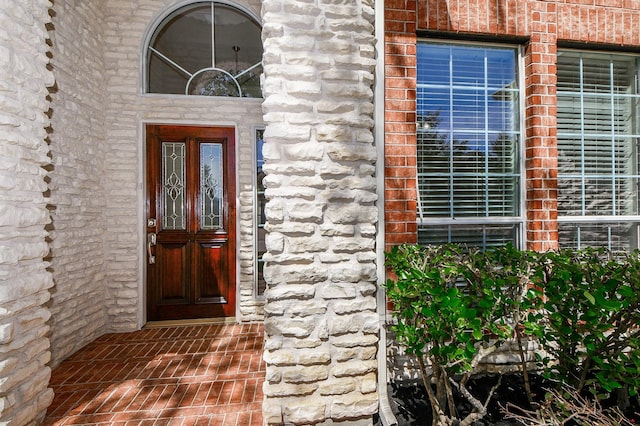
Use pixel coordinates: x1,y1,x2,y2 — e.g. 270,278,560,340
147,232,157,264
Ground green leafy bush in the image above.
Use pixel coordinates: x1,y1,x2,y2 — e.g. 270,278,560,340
385,243,525,425
522,248,640,402
385,243,640,425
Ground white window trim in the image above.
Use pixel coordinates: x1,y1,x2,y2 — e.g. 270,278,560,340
556,49,640,249
416,39,527,247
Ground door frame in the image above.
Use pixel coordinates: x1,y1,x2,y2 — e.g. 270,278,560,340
140,121,240,325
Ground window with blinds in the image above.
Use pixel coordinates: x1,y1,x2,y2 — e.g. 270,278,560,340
416,42,523,248
557,51,640,250
255,128,266,298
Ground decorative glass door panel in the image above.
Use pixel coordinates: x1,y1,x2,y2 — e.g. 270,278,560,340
200,143,223,230
162,142,186,230
146,125,236,321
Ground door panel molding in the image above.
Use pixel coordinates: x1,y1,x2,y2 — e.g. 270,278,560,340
146,125,236,321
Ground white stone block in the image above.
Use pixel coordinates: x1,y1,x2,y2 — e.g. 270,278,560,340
329,393,378,419
320,283,357,300
265,317,316,338
283,365,329,383
319,378,357,396
0,322,14,345
263,382,318,398
331,360,377,379
284,397,326,424
331,334,378,349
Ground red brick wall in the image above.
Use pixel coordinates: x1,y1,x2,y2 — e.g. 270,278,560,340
385,0,418,250
525,2,559,251
385,0,640,251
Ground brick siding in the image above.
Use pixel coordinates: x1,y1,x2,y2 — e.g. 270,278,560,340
386,0,640,251
385,0,418,250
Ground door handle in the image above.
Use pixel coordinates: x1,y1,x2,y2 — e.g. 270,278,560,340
147,232,157,264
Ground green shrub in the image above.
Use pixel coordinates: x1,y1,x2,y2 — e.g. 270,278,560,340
384,243,524,425
385,243,640,425
522,248,640,401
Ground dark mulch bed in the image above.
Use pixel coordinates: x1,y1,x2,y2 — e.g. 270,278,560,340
374,373,640,426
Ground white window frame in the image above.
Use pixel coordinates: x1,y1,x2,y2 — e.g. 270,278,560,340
556,49,640,250
415,39,527,248
142,0,262,97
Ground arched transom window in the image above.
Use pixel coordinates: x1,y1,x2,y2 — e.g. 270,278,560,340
146,1,262,97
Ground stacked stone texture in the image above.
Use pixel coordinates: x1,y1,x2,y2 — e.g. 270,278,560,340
0,1,55,424
103,0,158,332
0,0,268,397
261,0,379,423
101,0,265,330
46,0,108,367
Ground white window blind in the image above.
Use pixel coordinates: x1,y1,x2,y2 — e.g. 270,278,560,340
557,51,640,250
416,42,523,247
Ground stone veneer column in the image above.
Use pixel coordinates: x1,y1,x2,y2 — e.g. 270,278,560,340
261,0,379,424
0,1,55,424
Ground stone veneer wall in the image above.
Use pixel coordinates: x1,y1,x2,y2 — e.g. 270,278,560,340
260,0,379,424
102,0,265,330
0,2,56,424
46,0,108,367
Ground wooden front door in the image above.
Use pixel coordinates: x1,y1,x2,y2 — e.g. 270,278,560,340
146,125,236,321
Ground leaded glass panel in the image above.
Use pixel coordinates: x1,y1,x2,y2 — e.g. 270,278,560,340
201,143,224,230
162,142,186,230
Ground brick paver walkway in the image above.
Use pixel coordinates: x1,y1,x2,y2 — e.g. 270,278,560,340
43,323,265,425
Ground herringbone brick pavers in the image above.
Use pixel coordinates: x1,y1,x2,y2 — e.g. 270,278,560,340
44,323,265,426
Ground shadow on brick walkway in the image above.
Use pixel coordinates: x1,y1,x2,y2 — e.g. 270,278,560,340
43,323,265,426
